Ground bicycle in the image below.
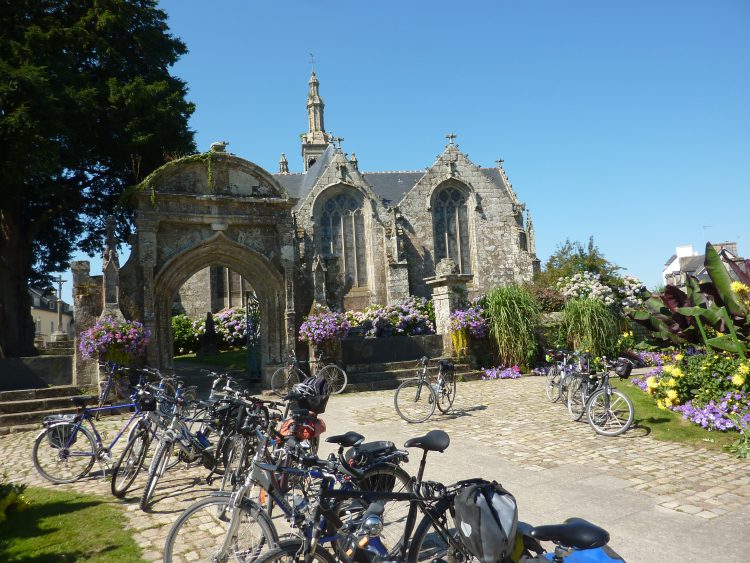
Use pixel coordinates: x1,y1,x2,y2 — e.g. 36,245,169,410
566,357,635,436
394,357,456,423
32,385,156,484
271,350,348,396
544,349,577,403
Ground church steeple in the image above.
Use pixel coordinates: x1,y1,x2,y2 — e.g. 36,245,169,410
301,70,332,171
307,72,325,134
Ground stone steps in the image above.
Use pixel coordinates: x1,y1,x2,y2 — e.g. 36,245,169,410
344,369,485,393
0,384,89,433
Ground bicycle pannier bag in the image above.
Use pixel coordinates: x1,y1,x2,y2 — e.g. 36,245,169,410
614,357,633,379
454,480,518,562
42,414,78,448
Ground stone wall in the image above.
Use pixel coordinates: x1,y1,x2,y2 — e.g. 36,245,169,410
0,356,73,391
176,267,212,317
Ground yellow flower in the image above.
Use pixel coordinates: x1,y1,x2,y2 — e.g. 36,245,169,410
664,377,676,388
731,281,750,297
732,373,746,387
666,389,678,401
739,364,750,376
674,353,684,362
646,376,659,390
663,365,674,376
671,367,684,378
664,397,673,407
656,399,666,410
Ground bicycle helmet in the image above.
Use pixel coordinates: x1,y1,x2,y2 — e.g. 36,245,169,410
289,375,330,414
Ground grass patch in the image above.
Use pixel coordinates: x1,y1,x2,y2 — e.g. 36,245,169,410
0,487,143,562
174,349,247,369
616,380,738,452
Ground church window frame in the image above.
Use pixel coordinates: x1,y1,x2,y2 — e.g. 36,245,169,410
431,183,473,275
315,186,369,289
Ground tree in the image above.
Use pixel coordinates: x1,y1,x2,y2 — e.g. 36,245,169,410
535,236,622,289
0,0,195,357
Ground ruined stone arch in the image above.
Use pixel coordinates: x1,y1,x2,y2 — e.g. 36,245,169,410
152,232,285,369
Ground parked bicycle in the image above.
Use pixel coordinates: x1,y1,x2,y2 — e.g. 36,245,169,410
394,356,456,423
271,350,348,396
566,356,635,436
32,381,158,484
544,349,578,403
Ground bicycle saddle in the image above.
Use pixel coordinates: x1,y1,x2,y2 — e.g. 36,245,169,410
404,429,450,452
326,431,365,447
529,517,609,549
70,395,98,407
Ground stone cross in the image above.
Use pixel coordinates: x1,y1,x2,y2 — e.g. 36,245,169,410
50,275,68,342
446,132,457,145
332,136,344,150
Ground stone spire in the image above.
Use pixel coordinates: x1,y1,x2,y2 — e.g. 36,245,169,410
279,153,289,174
526,208,536,255
301,71,332,171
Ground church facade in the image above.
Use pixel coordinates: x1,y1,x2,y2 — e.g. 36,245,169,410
178,71,539,317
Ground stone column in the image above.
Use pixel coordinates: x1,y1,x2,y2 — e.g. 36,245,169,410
137,218,159,366
424,259,472,356
71,261,101,389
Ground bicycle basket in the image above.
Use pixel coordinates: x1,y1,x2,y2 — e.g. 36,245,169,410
43,416,78,449
614,358,634,379
136,392,157,412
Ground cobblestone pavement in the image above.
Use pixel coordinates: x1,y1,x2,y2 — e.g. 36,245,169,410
2,377,749,561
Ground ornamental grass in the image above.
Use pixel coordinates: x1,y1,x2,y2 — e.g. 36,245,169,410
562,297,619,357
485,285,540,369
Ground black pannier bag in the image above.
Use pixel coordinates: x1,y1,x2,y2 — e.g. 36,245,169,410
454,480,518,563
137,392,157,412
290,375,330,414
614,357,634,379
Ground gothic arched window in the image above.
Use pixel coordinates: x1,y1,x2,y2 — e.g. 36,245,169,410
433,186,471,274
319,191,367,287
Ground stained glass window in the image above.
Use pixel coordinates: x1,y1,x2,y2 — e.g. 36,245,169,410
433,186,471,274
319,191,367,287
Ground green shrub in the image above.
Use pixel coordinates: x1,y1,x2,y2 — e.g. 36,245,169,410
562,297,619,357
171,314,199,355
485,285,540,369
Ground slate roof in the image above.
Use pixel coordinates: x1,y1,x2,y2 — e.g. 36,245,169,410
274,160,508,207
679,255,705,273
663,254,677,267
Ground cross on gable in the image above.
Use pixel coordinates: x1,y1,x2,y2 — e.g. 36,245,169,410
332,136,344,150
445,132,457,145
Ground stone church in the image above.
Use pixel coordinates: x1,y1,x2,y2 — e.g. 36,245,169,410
72,71,539,372
177,71,539,318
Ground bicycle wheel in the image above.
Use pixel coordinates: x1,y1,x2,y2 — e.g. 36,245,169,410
408,498,476,562
111,426,151,498
587,388,635,436
270,367,300,397
317,364,347,395
545,364,561,402
436,373,456,414
220,434,252,492
139,439,173,510
355,464,413,556
32,422,97,484
163,494,279,563
566,377,586,421
394,378,436,423
252,539,336,563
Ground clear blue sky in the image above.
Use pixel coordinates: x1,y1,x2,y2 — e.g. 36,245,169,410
62,0,750,303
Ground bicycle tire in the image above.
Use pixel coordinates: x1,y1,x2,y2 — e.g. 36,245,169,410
32,422,97,484
139,439,173,510
317,364,347,395
270,367,300,397
354,463,413,556
586,388,635,436
407,497,475,562
111,426,150,498
545,364,561,402
220,434,252,492
394,378,436,423
566,376,586,421
251,539,336,563
163,493,279,563
436,373,456,414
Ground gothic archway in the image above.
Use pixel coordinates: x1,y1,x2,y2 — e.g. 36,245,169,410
152,233,285,371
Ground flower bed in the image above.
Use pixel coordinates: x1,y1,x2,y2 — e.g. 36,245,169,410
345,296,435,338
631,351,750,432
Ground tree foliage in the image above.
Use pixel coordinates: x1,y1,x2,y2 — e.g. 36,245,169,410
0,0,195,356
535,236,622,290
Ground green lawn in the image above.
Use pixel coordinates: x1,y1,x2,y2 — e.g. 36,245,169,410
616,380,739,453
174,349,247,369
0,488,143,562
